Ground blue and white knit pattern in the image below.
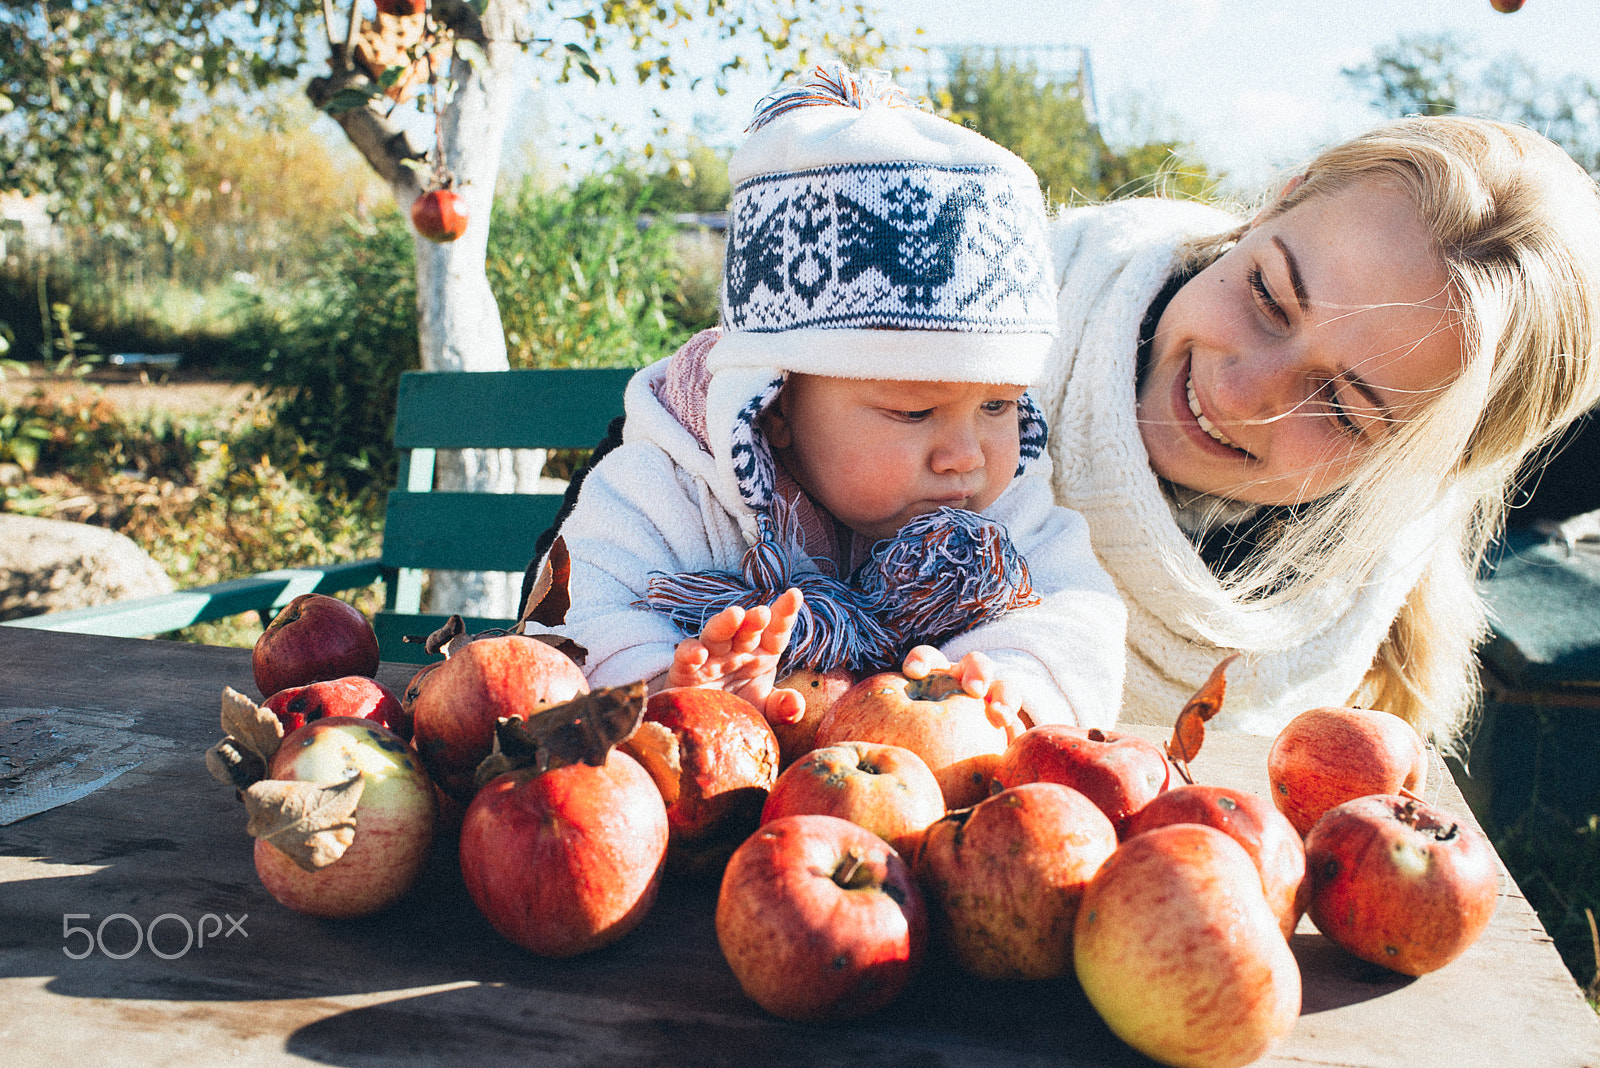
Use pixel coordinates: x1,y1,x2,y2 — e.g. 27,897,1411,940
722,161,1055,336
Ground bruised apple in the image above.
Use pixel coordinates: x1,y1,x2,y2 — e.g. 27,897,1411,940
1122,784,1306,939
1075,824,1300,1068
408,635,589,803
994,725,1170,836
815,671,1008,809
716,814,926,1021
1268,706,1427,836
1302,794,1498,976
770,665,856,767
761,741,944,858
262,675,408,739
459,750,669,957
916,782,1116,980
252,593,380,698
251,717,437,920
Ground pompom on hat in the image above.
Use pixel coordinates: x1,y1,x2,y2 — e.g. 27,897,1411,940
710,63,1058,386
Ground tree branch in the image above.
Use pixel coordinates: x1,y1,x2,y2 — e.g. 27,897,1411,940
306,71,428,192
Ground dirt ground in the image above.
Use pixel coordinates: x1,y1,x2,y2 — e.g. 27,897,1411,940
0,369,256,418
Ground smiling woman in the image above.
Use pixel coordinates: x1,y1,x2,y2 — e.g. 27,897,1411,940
1037,116,1600,748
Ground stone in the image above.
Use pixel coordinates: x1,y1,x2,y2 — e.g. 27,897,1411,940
0,514,175,621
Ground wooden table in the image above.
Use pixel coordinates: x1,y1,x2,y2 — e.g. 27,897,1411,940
1,627,1596,1068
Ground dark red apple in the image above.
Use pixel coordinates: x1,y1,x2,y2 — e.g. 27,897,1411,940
1302,794,1498,976
408,634,589,804
375,0,426,14
770,665,857,767
994,724,1170,836
1122,783,1306,939
261,675,408,739
761,740,944,858
916,781,1116,980
252,593,380,698
1267,706,1427,836
411,188,468,242
716,814,927,1021
1490,0,1525,12
459,750,669,957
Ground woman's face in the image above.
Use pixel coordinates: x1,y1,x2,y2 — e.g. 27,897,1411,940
1138,178,1464,507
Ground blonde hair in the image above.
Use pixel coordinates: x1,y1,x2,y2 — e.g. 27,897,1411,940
1180,117,1600,752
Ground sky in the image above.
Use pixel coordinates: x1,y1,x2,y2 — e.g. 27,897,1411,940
508,0,1600,196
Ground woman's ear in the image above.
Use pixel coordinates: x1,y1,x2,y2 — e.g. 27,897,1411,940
1250,174,1306,226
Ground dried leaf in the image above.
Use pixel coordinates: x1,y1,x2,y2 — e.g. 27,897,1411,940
620,720,682,807
413,614,466,656
221,686,283,766
520,536,573,627
477,682,647,785
1165,654,1240,777
528,632,588,667
206,738,267,791
242,775,365,872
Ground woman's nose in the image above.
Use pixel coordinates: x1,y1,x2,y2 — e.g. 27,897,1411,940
1212,347,1304,426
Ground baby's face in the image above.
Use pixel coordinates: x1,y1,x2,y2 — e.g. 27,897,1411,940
763,374,1026,541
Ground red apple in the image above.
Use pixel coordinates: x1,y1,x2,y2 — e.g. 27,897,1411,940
411,188,468,243
408,634,589,804
994,724,1170,836
252,593,380,698
1122,784,1306,939
761,741,944,858
374,0,426,14
1302,794,1499,976
261,675,408,739
251,717,437,920
619,687,780,847
459,749,669,957
1075,824,1301,1068
916,781,1116,980
1490,0,1525,11
770,665,856,767
716,814,927,1021
1267,706,1427,836
815,671,1008,809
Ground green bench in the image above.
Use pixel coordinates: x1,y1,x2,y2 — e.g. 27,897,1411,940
1,367,634,665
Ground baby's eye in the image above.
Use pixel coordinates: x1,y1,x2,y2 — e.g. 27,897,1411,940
981,399,1017,415
897,408,935,421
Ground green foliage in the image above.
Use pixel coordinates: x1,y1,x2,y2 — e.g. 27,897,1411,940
933,50,1218,205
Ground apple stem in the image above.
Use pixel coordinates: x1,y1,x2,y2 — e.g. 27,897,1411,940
833,848,870,890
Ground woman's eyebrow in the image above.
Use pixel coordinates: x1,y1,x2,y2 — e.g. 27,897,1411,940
1272,236,1311,314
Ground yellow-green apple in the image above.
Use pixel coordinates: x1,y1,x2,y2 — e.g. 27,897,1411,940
619,687,780,849
252,593,380,697
770,665,856,767
994,725,1170,836
1267,707,1427,836
1075,824,1301,1068
761,741,944,858
262,675,408,739
408,634,589,804
1122,783,1306,939
916,782,1116,980
716,814,927,1021
251,717,437,920
459,749,668,957
815,671,1008,809
1302,794,1498,976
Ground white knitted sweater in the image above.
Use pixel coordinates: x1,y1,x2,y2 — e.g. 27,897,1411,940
1037,199,1448,734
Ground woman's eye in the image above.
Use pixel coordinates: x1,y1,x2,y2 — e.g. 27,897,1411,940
1248,267,1287,326
1322,382,1368,439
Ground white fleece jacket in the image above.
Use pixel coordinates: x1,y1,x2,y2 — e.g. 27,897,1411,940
550,359,1128,728
1037,199,1449,734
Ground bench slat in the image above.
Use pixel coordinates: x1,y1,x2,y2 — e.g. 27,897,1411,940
393,367,634,450
379,491,563,572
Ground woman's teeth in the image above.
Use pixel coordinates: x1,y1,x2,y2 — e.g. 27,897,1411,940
1187,376,1242,450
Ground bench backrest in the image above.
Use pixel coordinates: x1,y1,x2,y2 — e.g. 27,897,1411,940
375,367,633,663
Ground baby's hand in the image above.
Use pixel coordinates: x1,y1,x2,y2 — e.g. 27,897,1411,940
902,646,1024,743
668,588,806,726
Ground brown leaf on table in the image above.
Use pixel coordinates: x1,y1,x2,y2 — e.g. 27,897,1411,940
206,738,268,792
410,614,466,657
475,681,648,787
220,686,283,764
1166,654,1240,778
242,775,365,872
519,536,573,628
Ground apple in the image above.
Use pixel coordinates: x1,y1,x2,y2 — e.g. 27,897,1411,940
261,675,409,739
1267,706,1427,836
994,725,1170,836
459,749,669,957
1122,784,1306,939
250,717,437,920
409,634,589,804
1490,0,1525,11
916,782,1116,980
1075,824,1301,1068
620,687,780,848
770,665,856,767
815,671,1008,809
411,188,469,243
374,0,426,14
761,740,945,858
716,814,927,1021
252,593,380,698
1302,794,1499,976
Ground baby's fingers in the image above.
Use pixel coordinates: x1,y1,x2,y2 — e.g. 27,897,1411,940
902,645,952,680
698,603,748,652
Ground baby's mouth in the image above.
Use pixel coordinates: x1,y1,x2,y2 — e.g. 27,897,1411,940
1186,374,1246,452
